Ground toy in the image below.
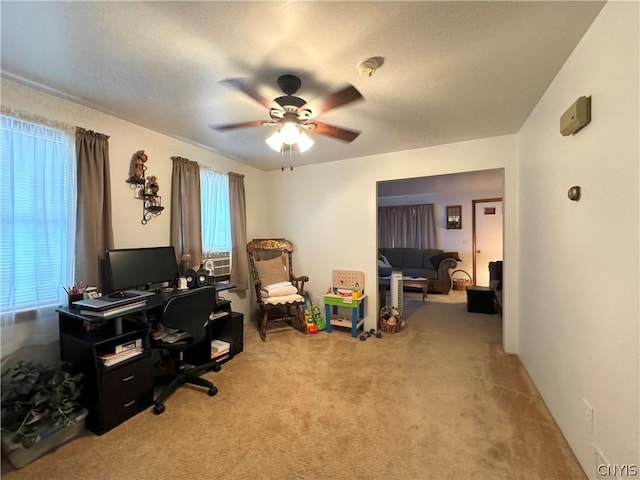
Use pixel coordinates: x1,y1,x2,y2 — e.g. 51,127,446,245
303,292,326,331
311,304,326,330
359,329,383,341
304,309,318,334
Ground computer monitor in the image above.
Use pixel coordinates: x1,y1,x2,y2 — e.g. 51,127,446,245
104,246,179,293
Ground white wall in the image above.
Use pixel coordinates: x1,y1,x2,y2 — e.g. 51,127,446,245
0,78,271,366
265,134,519,351
517,2,639,477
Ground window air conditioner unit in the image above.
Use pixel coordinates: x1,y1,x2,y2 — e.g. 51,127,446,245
203,252,231,277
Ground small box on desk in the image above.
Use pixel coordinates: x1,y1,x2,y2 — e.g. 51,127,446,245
466,286,496,314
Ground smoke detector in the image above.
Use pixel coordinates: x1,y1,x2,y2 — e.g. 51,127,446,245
356,57,384,77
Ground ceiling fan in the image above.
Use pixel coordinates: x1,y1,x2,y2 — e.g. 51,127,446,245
211,74,364,152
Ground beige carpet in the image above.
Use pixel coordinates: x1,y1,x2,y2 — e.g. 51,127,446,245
2,291,586,480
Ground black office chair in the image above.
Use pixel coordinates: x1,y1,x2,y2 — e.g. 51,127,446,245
151,286,221,415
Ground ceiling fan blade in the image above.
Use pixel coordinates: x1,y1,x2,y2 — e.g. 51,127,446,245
219,78,274,109
303,85,364,117
210,120,265,131
311,121,361,143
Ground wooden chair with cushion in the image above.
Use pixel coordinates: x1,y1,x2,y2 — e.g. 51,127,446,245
246,239,308,341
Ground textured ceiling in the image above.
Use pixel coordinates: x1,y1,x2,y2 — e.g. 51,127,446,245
1,1,605,171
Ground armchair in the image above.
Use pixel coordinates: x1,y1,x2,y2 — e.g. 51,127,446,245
246,239,308,341
151,286,221,415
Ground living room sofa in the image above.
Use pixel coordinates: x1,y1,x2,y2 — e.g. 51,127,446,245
378,247,461,294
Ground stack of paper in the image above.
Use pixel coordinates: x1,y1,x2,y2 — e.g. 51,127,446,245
211,339,230,359
99,347,143,367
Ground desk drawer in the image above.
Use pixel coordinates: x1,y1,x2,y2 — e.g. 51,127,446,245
93,354,153,434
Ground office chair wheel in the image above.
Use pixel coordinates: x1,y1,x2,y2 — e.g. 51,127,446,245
212,363,222,372
153,403,166,415
208,386,218,396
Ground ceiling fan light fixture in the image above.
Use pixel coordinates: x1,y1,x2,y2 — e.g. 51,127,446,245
265,130,284,152
279,122,301,145
297,132,314,153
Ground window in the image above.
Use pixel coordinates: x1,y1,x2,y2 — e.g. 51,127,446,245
200,169,231,276
0,113,76,313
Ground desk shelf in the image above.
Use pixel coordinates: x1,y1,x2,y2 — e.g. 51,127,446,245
58,312,153,435
184,301,243,366
57,287,243,435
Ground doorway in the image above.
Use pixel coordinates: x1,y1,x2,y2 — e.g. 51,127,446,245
472,198,503,286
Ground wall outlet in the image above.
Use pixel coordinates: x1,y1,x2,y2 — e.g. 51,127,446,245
583,398,593,435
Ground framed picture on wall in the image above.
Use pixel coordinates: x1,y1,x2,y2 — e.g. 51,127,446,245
446,205,462,229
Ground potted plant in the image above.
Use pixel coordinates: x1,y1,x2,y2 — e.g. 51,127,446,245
1,360,87,468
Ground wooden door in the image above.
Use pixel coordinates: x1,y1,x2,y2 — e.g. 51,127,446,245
472,199,503,286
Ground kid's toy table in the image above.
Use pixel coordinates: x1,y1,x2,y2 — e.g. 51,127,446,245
323,294,367,338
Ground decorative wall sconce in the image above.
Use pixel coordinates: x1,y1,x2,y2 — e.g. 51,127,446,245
568,186,581,201
127,150,148,185
141,176,164,224
126,150,165,224
446,205,462,229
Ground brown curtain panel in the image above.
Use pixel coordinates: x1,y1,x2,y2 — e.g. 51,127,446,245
228,172,248,290
170,156,202,268
75,127,114,287
378,204,438,249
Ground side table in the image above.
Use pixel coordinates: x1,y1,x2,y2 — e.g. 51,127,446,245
323,293,368,338
466,286,496,314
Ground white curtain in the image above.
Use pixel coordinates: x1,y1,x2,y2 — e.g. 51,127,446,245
0,108,76,362
200,168,231,253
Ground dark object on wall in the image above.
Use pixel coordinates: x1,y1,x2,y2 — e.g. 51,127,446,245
446,205,462,229
125,150,165,224
568,186,581,201
560,96,591,136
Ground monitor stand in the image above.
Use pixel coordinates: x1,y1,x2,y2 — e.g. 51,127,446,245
114,318,123,335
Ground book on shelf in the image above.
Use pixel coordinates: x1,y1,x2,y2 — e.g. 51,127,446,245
115,338,143,354
80,300,147,318
99,347,144,367
211,339,230,354
211,352,230,362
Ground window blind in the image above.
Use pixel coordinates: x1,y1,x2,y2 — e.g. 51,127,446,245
0,115,76,312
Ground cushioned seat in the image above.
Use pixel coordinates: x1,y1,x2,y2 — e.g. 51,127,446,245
378,247,461,294
247,239,308,341
150,286,221,415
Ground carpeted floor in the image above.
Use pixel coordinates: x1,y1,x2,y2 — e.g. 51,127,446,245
1,291,586,480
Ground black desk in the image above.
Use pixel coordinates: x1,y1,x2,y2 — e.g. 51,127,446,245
57,284,243,435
